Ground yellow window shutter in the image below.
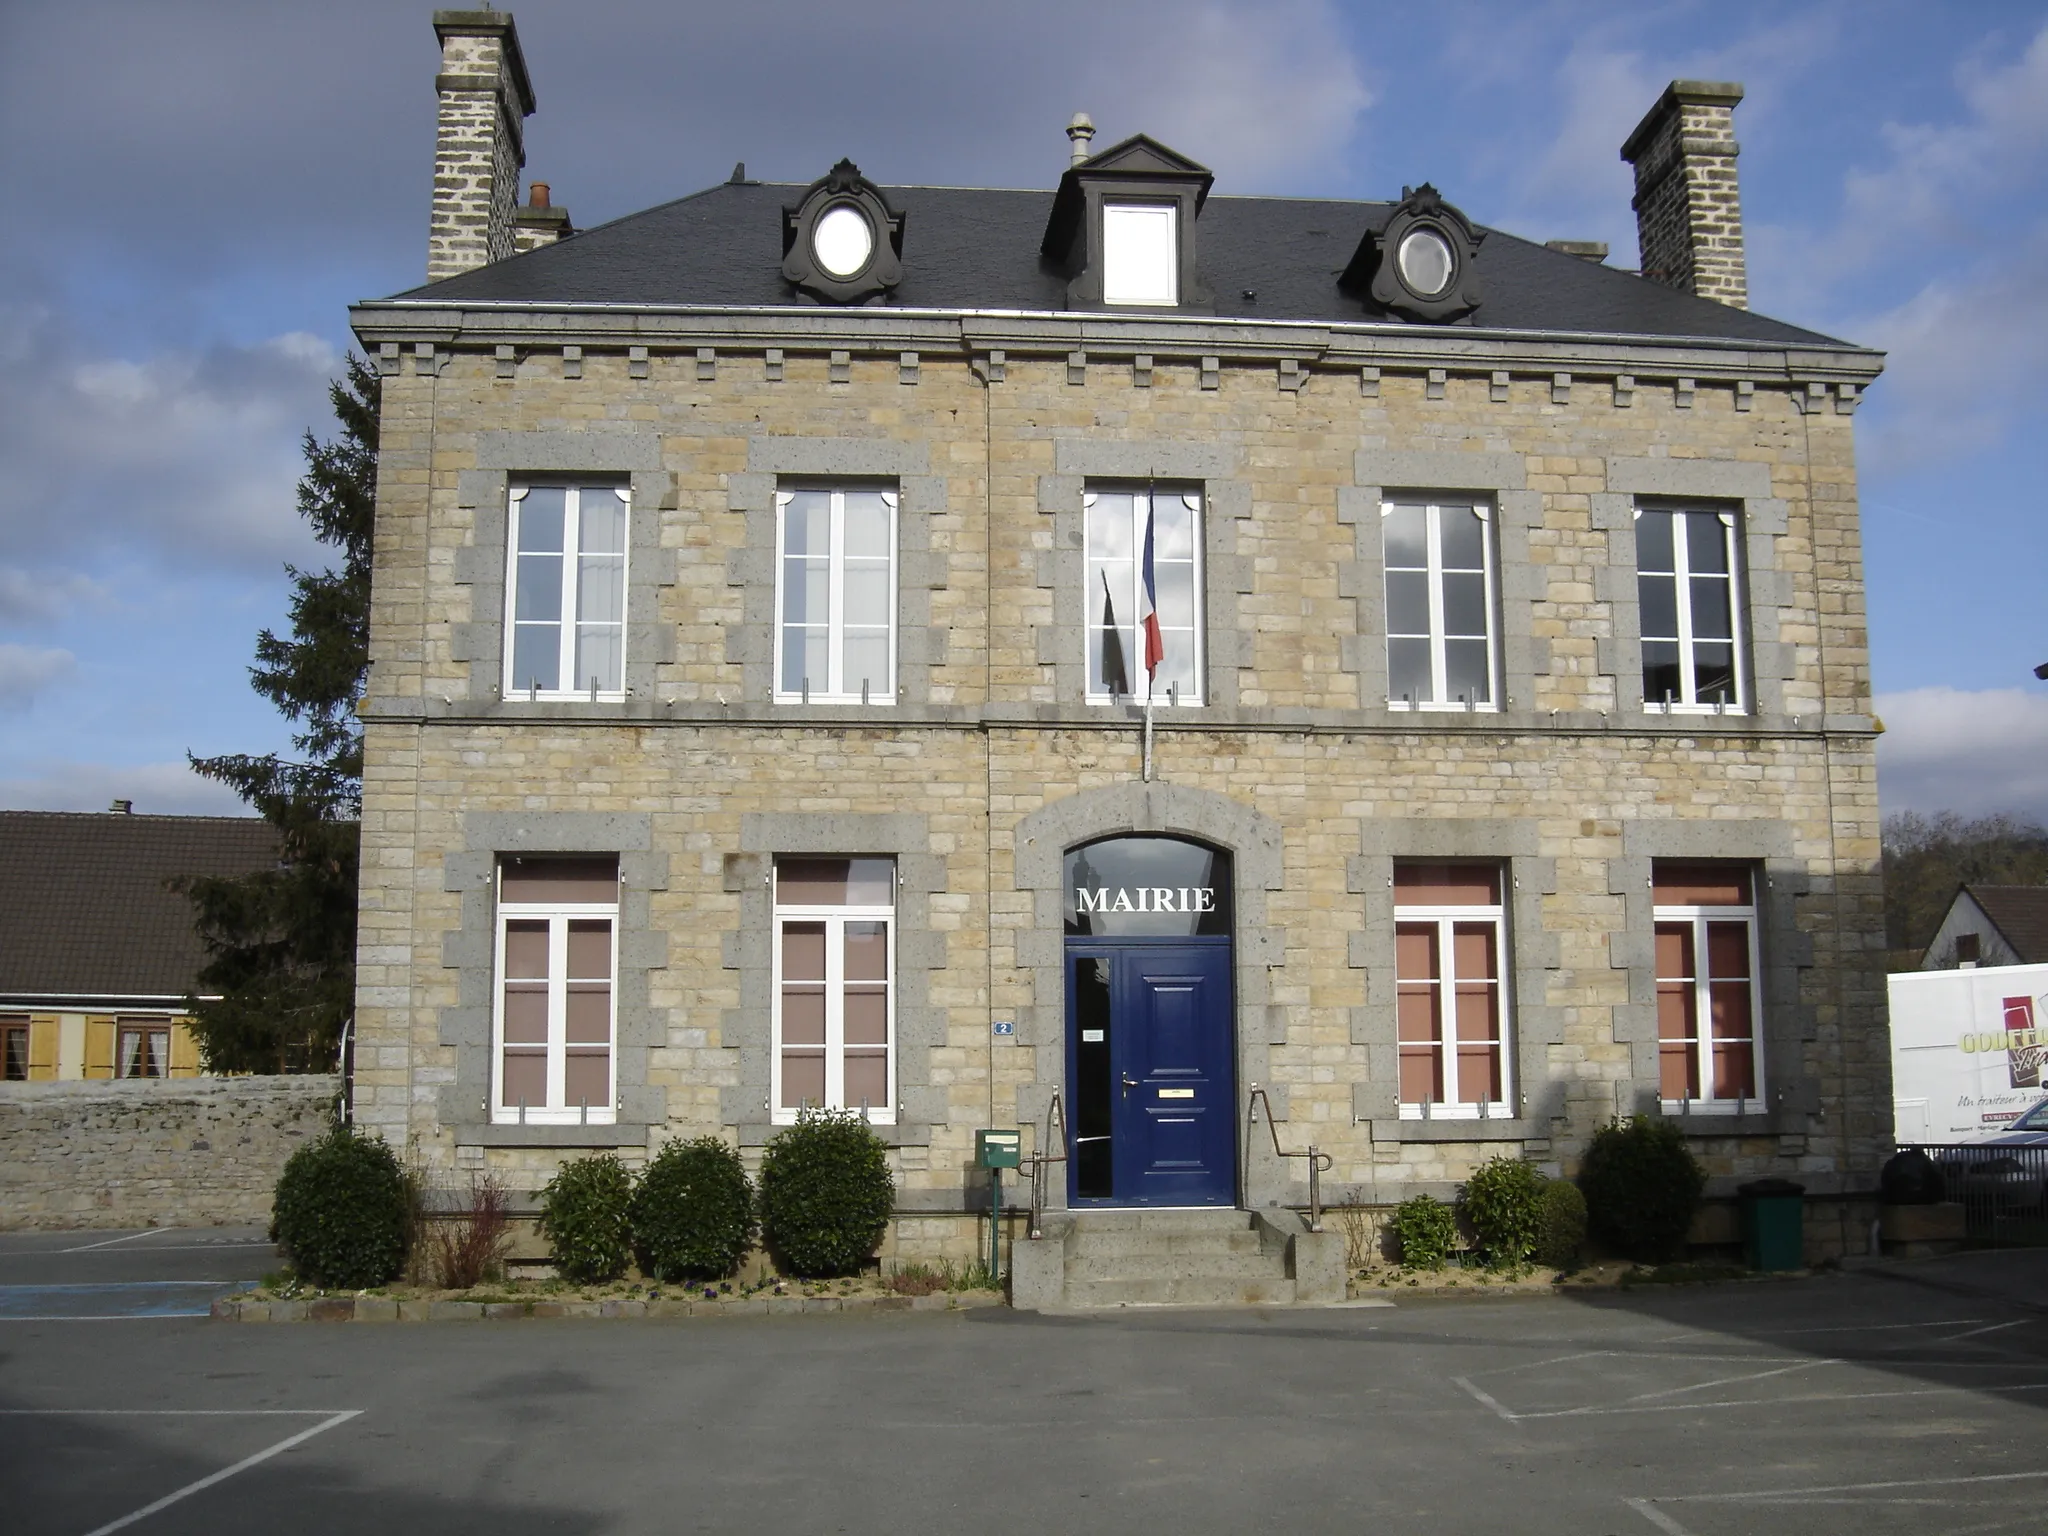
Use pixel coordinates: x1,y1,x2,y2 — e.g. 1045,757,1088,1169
83,1016,117,1079
28,1016,60,1080
169,1023,202,1077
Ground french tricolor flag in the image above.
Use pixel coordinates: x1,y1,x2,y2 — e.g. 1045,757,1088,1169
1139,503,1164,681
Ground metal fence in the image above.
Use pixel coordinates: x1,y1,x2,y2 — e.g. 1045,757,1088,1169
1897,1143,2048,1247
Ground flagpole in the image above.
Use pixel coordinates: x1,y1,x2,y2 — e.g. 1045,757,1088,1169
1142,687,1154,782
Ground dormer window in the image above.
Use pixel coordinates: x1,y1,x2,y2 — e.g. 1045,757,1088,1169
1102,203,1178,306
1341,183,1486,323
782,159,905,304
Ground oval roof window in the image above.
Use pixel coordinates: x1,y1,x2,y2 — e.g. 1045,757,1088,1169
1397,227,1454,298
812,205,875,279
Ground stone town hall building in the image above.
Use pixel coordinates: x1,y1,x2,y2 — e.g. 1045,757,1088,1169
350,10,1889,1296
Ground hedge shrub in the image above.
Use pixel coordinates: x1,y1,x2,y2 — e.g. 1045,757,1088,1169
1534,1177,1589,1270
630,1136,757,1281
1460,1155,1543,1270
536,1153,634,1283
758,1107,894,1277
1580,1115,1705,1262
1391,1193,1456,1270
270,1126,409,1289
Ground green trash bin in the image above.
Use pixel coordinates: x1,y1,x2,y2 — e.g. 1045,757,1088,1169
1738,1178,1806,1271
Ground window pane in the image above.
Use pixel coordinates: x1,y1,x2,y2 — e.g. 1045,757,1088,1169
1383,506,1426,569
1689,576,1732,641
1385,570,1430,636
1692,645,1735,705
841,634,891,696
1657,982,1697,1048
779,559,826,626
577,555,625,624
1441,573,1488,638
1638,574,1678,640
1454,981,1498,1043
842,494,891,558
844,989,888,1045
1395,864,1500,905
781,986,826,1046
1655,864,1751,907
1102,203,1177,305
1685,511,1730,574
564,1050,610,1110
782,629,828,695
1660,1041,1698,1101
1388,638,1430,704
502,857,618,904
579,492,626,555
778,859,894,907
1456,1042,1501,1104
503,919,549,977
1089,495,1135,559
515,553,563,622
1711,1041,1755,1099
510,625,559,692
781,921,826,980
1153,643,1198,703
1439,507,1485,570
566,921,610,977
1636,510,1674,573
516,488,565,552
1152,493,1198,559
1397,984,1440,1043
501,1050,546,1110
565,983,610,1044
1444,640,1490,705
783,492,829,555
574,628,621,693
1654,924,1694,981
843,566,891,628
842,1050,889,1111
781,1051,825,1109
844,921,887,981
502,985,548,1044
1642,642,1681,707
1395,923,1440,982
1151,562,1196,628
1452,923,1498,983
1709,979,1752,1041
1399,1047,1443,1103
1705,921,1751,980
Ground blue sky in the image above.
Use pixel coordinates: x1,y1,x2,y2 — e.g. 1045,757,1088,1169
2,0,2043,820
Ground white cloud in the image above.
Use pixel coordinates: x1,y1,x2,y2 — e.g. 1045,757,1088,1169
1876,686,2048,821
0,643,77,709
0,305,335,573
0,758,252,817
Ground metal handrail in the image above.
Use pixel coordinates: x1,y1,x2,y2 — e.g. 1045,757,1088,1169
1019,1089,1068,1239
1247,1084,1334,1232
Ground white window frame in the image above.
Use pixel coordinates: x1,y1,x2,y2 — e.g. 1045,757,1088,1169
1654,883,1765,1115
773,486,899,706
771,870,897,1126
1636,504,1746,715
1394,876,1513,1120
491,876,619,1126
1382,499,1498,710
503,482,631,701
1102,202,1178,306
1083,485,1205,707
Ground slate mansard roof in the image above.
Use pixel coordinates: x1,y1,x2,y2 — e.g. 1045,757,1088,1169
388,178,1850,350
0,812,281,1003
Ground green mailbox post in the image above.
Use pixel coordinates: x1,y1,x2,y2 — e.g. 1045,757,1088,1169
976,1130,1021,1281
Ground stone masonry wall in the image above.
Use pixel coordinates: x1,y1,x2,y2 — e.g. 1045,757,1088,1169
0,1076,338,1230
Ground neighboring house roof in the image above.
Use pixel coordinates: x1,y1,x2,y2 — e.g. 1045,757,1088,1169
388,180,1850,348
0,812,280,1002
1962,884,2048,965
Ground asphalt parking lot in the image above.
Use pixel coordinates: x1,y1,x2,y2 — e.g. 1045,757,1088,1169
5,1236,2048,1535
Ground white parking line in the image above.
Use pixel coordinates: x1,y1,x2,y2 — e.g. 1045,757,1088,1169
57,1232,162,1254
0,1408,364,1535
1623,1497,1695,1535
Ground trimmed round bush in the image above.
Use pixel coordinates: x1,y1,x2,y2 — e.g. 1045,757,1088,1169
1460,1155,1543,1270
1391,1193,1456,1270
537,1153,634,1283
1580,1115,1706,1262
758,1107,894,1277
1534,1177,1589,1270
270,1126,409,1289
630,1136,757,1281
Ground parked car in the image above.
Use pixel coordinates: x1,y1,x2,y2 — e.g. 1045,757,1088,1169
1939,1099,2048,1208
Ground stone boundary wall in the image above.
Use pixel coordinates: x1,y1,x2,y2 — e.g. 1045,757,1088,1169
0,1076,339,1231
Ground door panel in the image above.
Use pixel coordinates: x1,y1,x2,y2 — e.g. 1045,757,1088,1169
1067,940,1234,1206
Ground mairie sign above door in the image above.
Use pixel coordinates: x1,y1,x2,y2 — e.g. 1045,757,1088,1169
1064,837,1236,1207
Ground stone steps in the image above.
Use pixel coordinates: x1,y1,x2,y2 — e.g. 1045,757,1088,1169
1010,1208,1348,1310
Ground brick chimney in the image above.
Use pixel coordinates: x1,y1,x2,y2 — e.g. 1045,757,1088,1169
1620,81,1747,309
428,10,537,283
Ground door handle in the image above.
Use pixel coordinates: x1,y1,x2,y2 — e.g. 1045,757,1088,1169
1121,1073,1138,1100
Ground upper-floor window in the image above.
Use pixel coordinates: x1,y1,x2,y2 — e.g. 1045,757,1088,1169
1653,861,1762,1111
1101,203,1178,306
773,857,895,1124
4,1014,31,1080
1395,862,1512,1119
1384,500,1496,709
776,486,897,705
1086,486,1203,706
117,1018,170,1079
506,484,628,700
1637,506,1742,712
494,856,619,1125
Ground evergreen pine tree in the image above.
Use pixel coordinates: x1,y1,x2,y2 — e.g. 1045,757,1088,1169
181,354,376,1072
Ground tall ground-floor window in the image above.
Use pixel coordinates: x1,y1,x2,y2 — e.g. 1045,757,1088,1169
773,856,895,1123
1653,861,1762,1109
493,855,619,1124
1395,862,1511,1117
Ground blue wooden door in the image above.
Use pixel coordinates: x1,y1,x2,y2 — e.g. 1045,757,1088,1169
1067,940,1235,1206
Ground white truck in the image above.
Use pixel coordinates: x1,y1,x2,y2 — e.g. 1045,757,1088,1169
1890,962,2048,1142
